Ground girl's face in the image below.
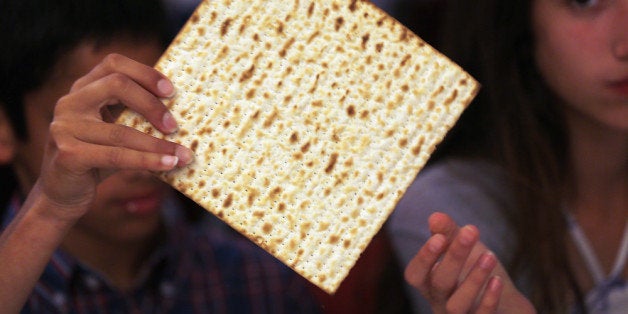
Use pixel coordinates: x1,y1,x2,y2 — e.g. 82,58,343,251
533,0,628,132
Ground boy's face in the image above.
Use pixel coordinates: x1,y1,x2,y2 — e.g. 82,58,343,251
14,38,172,245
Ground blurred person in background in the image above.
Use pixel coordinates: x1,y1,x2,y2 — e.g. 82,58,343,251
0,0,321,312
389,0,627,312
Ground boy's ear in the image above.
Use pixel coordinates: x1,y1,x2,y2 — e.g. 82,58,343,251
0,106,17,164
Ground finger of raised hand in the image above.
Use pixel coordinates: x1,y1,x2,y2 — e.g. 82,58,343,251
405,233,447,291
428,212,459,238
474,276,503,314
52,137,183,173
70,53,174,98
429,225,479,300
446,252,498,313
70,120,193,167
57,73,177,134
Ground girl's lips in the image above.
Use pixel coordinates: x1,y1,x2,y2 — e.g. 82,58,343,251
121,192,163,216
608,78,628,96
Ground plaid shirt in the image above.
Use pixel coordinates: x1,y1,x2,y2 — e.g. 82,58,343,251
4,195,321,314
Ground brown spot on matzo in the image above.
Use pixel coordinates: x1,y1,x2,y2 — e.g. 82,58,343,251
190,12,200,23
349,0,358,11
246,89,256,99
325,153,339,174
399,29,409,41
263,109,278,128
283,95,292,104
277,203,286,212
222,194,233,208
212,188,220,198
427,100,435,110
239,65,255,83
248,189,259,206
340,157,352,168
318,222,330,231
239,15,251,34
220,18,232,37
360,110,370,119
276,21,284,34
401,84,409,92
178,129,189,137
312,100,323,107
307,2,315,17
335,17,344,31
444,89,459,106
375,43,384,53
400,54,411,67
344,240,352,248
431,85,445,98
262,223,273,234
290,132,299,144
190,140,199,152
347,105,356,117
412,136,425,155
307,31,320,44
269,187,282,200
361,33,370,50
253,211,265,218
329,235,340,244
301,141,311,153
279,37,295,58
177,167,190,179
399,138,408,147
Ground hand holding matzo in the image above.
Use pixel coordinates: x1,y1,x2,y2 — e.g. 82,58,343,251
117,0,478,293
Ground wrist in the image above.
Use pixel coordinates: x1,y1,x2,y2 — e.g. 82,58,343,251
24,180,88,229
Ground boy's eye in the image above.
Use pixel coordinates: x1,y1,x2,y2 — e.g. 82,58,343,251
570,0,599,8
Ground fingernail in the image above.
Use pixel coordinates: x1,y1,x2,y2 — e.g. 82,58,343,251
428,235,445,253
161,155,179,168
459,226,476,246
479,252,496,269
488,276,503,292
175,145,195,165
157,79,175,97
162,112,178,133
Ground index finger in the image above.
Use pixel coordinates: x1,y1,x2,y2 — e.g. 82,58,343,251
428,212,459,239
70,53,175,99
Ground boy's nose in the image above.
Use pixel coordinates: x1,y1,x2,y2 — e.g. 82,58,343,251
611,2,628,60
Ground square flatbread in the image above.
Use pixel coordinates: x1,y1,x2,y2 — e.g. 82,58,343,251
117,0,478,293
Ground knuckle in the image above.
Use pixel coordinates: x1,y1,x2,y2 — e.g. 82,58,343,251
103,53,124,69
107,147,125,166
108,126,126,144
106,72,130,90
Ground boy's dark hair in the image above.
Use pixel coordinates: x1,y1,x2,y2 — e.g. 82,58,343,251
0,0,169,207
0,0,169,140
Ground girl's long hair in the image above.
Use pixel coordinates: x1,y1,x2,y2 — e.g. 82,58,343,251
426,0,584,311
